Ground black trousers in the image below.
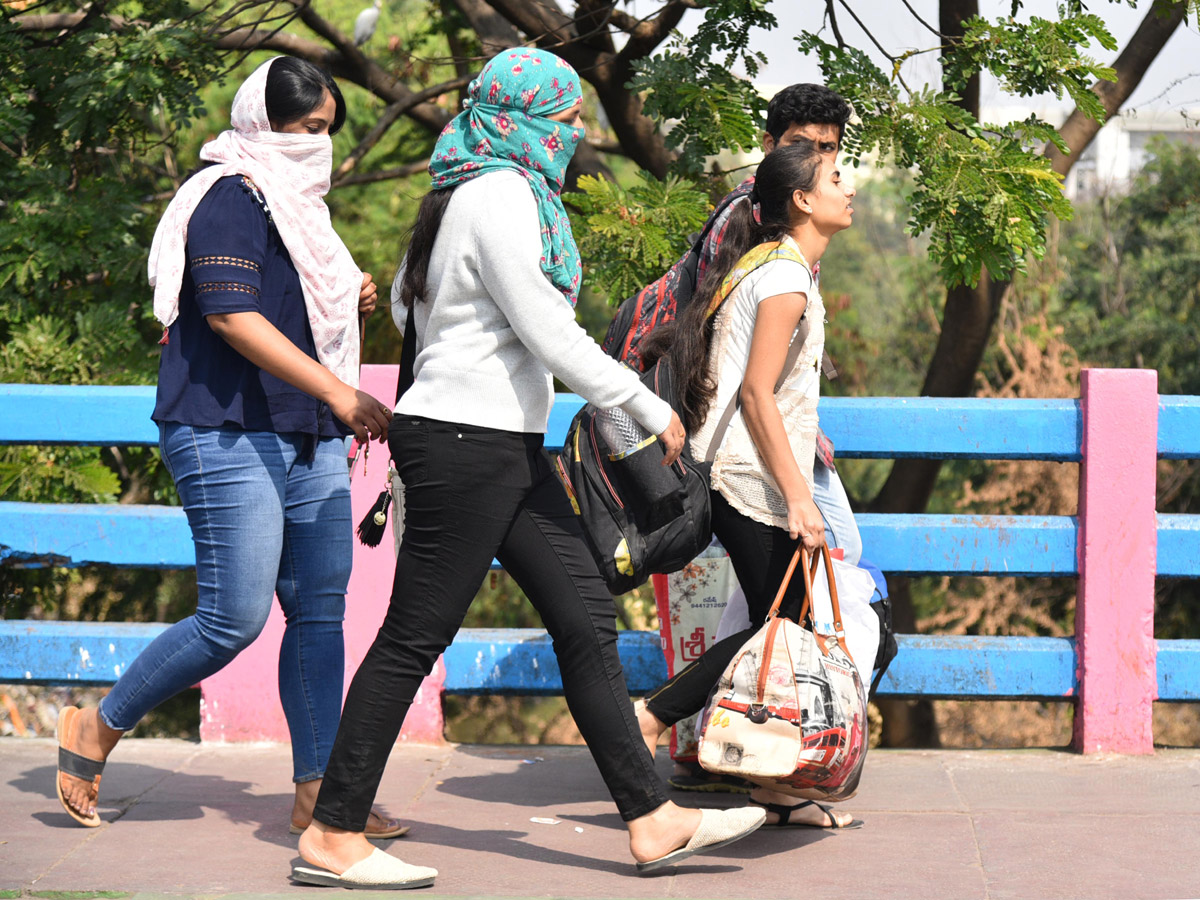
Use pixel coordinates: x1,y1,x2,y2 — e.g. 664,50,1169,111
643,491,808,727
313,416,668,829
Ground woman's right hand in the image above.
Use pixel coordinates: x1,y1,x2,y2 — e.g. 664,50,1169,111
657,411,687,467
787,494,826,552
328,384,392,443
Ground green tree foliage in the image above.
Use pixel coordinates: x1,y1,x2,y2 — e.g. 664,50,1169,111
1061,140,1200,395
0,3,217,631
571,172,711,304
1056,140,1200,643
604,3,1119,293
0,2,218,322
794,13,1113,288
629,0,776,176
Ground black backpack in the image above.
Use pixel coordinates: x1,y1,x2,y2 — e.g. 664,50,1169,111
554,360,711,595
559,241,812,595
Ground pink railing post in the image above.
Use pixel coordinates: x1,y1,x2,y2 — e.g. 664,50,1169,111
1073,368,1158,754
199,364,445,745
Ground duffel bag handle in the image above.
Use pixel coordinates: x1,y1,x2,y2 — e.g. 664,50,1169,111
800,543,854,663
764,543,804,622
763,543,852,659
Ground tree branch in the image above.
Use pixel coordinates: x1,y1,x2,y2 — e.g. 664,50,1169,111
332,73,471,184
1046,0,1187,176
823,0,845,48
617,1,689,61
449,0,522,56
588,138,627,155
334,160,429,187
14,12,136,31
484,0,575,48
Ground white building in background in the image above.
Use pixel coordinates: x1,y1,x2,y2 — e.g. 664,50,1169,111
986,105,1200,200
1062,109,1200,199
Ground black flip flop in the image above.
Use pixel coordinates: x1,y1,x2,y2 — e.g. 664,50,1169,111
750,798,864,830
667,771,753,794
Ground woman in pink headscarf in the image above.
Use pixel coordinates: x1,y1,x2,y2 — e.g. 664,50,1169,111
53,57,401,840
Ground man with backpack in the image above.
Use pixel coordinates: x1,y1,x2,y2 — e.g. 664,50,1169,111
602,83,863,793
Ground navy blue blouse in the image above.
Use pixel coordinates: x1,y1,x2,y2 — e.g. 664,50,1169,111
152,175,347,438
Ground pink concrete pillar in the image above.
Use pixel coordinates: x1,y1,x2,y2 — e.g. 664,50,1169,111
200,364,446,744
1073,368,1158,754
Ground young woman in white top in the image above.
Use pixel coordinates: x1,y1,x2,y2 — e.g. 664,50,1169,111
634,140,861,831
292,48,765,889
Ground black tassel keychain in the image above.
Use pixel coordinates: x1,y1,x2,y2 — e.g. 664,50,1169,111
357,300,416,548
357,484,392,546
356,442,395,547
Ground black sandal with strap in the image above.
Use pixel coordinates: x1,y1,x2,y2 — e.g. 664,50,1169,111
749,798,864,830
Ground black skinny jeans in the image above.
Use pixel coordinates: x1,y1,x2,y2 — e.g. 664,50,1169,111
313,416,669,829
643,491,809,727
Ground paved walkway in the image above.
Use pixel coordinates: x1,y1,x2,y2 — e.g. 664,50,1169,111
1,739,1198,899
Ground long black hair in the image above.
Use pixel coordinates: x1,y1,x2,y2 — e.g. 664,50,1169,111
395,188,455,308
265,57,346,135
660,140,824,432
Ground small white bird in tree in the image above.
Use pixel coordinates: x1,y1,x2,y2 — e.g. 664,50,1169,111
353,0,383,47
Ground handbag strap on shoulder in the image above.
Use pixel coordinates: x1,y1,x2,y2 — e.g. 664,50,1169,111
701,240,813,464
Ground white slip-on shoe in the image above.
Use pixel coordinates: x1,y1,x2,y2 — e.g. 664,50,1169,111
635,806,767,873
292,848,437,889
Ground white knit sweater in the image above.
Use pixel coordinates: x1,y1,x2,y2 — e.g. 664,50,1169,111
390,171,672,437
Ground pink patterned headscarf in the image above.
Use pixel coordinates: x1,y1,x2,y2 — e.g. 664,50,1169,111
148,57,362,386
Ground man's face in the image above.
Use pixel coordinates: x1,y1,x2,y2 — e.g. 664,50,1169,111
762,122,841,158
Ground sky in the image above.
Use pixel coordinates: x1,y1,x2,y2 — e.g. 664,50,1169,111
624,0,1200,115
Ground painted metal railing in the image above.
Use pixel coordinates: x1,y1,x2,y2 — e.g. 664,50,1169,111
1,367,1197,753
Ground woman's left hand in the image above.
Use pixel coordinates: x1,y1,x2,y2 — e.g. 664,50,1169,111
359,272,378,318
657,411,687,467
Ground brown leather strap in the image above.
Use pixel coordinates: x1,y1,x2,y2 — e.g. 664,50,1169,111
755,616,785,703
765,543,804,621
798,543,853,661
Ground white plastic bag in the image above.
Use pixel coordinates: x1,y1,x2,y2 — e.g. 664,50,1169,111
655,553,739,762
808,553,881,686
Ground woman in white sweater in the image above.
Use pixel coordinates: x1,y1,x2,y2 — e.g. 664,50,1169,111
292,48,764,889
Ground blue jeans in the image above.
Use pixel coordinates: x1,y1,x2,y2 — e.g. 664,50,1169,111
812,460,862,565
99,424,351,782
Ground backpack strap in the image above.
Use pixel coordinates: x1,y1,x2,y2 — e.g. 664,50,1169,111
703,318,808,463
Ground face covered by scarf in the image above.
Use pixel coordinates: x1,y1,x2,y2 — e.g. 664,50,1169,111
147,57,362,386
429,48,585,305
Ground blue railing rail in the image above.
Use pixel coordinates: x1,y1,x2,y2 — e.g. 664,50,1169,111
2,378,1199,748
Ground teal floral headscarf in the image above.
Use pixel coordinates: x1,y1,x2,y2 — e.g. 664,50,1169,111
429,48,585,305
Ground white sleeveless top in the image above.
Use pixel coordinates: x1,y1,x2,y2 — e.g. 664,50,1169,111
688,237,825,530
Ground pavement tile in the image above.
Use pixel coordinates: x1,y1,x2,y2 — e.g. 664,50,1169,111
942,748,1200,815
973,809,1200,900
844,749,965,813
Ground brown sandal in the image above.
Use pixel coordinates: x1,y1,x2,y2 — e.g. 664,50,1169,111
55,706,104,828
